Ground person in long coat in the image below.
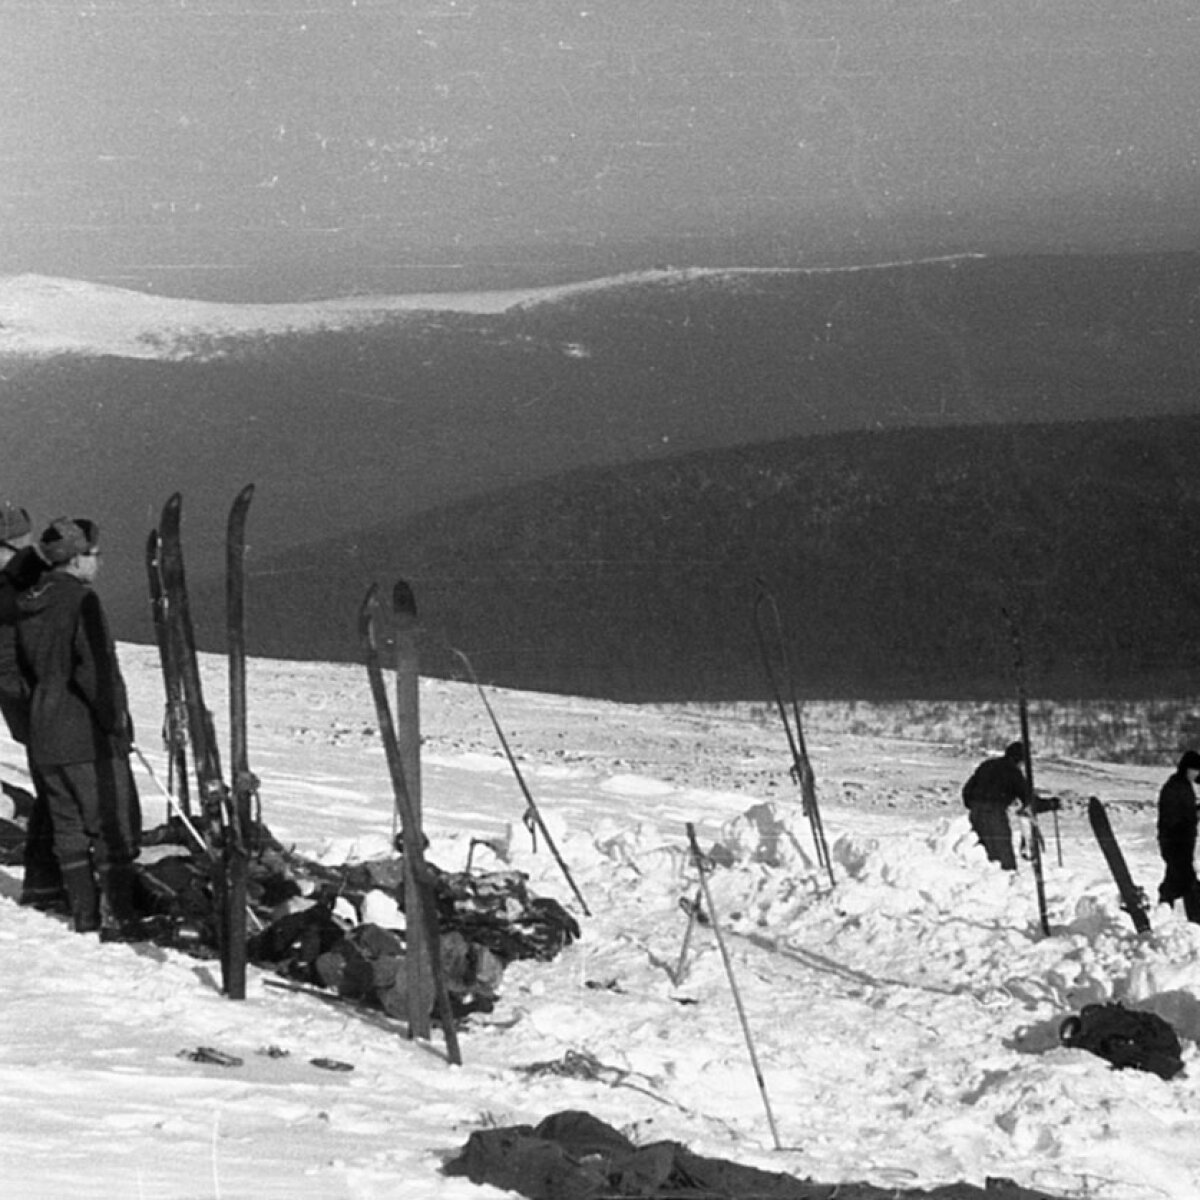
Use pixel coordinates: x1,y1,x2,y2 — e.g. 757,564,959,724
1157,749,1200,922
0,502,60,909
15,518,142,935
961,742,1027,871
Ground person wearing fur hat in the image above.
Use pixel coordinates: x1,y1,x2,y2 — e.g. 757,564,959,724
1156,749,1200,922
15,518,143,936
0,502,63,911
0,502,38,731
0,502,50,631
961,742,1027,871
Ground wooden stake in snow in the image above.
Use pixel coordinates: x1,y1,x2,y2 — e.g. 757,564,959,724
684,822,782,1151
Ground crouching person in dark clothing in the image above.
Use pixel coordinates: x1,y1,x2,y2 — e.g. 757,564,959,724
16,518,142,936
961,742,1027,871
1157,749,1200,922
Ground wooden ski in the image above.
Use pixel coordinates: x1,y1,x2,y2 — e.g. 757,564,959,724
1087,797,1151,934
360,584,461,1063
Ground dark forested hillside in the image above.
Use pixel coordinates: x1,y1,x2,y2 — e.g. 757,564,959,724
6,253,1200,631
214,414,1200,702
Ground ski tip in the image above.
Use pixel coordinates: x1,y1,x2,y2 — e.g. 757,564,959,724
448,646,477,681
392,579,417,617
357,582,381,639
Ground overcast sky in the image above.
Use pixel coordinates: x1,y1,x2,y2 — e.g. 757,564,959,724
4,1,1199,298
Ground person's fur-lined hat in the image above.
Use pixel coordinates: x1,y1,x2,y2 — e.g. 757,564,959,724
0,502,31,545
1178,749,1200,775
39,517,99,564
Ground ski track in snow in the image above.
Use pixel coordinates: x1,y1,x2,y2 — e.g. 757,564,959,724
0,643,1198,1198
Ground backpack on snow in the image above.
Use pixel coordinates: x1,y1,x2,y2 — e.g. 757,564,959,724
1060,1002,1184,1080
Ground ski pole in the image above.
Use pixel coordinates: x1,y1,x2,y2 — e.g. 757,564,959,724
451,647,590,917
1001,607,1051,936
670,888,704,985
133,743,265,934
132,743,206,852
752,581,835,886
685,822,782,1151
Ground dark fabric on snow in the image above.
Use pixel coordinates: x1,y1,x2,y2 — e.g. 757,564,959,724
442,1110,1067,1198
1060,1002,1184,1080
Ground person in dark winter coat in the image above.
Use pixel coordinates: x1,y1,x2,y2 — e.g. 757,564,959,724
15,518,142,935
1156,749,1200,922
961,742,1027,871
0,501,61,910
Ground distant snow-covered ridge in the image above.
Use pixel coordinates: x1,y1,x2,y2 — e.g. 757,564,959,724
0,256,986,362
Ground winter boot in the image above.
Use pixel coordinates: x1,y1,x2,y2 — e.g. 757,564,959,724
60,857,101,933
99,861,148,941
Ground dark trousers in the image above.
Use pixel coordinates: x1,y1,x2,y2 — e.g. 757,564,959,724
1,695,63,906
1158,854,1200,923
19,761,65,908
42,757,142,932
968,803,1017,871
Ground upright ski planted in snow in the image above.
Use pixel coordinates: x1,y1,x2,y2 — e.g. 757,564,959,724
390,579,431,1037
158,493,241,996
359,584,461,1063
752,581,835,886
392,581,423,829
1002,607,1051,938
145,529,191,820
1087,796,1151,935
225,484,258,1001
451,646,591,917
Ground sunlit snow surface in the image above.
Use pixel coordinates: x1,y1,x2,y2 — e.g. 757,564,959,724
1,644,1197,1199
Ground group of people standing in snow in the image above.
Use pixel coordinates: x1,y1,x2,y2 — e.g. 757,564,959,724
2,489,1199,938
962,740,1200,924
0,502,142,939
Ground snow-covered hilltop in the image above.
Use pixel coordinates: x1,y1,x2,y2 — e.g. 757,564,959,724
0,258,986,362
0,272,532,361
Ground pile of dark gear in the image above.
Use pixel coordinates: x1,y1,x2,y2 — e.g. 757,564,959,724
3,792,579,1022
443,1110,1072,1200
1059,1001,1184,1080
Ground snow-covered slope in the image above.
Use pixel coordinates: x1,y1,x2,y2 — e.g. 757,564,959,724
0,273,536,361
1,644,1195,1199
0,260,984,361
